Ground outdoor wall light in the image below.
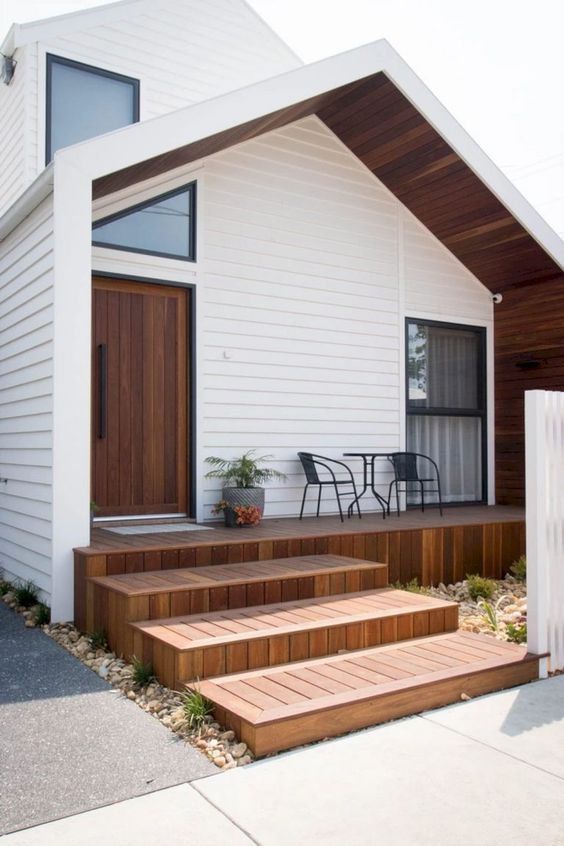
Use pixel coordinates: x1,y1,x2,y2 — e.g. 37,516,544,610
1,54,16,85
515,358,541,370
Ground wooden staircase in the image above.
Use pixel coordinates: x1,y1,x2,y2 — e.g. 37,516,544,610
86,554,542,756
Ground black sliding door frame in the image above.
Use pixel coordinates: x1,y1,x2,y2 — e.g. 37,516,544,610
405,317,488,505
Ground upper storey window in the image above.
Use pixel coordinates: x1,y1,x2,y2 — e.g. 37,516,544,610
46,55,139,163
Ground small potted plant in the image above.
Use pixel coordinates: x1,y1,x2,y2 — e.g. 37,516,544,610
205,451,286,527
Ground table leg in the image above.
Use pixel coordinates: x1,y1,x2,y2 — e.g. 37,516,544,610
347,456,369,517
370,455,388,518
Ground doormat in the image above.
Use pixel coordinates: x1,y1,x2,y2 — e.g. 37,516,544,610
106,523,212,535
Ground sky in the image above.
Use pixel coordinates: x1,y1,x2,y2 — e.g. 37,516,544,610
1,0,563,238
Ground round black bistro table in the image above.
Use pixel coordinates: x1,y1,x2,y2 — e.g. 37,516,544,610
343,452,391,518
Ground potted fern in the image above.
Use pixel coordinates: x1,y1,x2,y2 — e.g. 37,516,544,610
205,451,286,526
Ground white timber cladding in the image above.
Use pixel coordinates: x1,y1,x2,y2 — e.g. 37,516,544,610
91,116,493,520
7,0,300,198
200,117,493,517
0,196,54,595
0,45,29,217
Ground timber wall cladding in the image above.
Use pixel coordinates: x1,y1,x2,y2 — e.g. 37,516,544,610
74,520,524,629
495,277,564,506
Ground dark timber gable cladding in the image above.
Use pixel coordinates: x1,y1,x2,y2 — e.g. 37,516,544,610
93,71,564,506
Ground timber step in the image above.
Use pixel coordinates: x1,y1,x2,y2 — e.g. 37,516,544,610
87,555,388,658
131,589,459,689
198,632,542,757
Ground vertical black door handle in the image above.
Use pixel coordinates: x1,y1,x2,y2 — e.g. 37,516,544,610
98,343,107,439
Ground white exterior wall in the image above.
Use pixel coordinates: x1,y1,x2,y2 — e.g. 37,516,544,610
0,0,300,214
0,45,37,218
0,197,54,596
91,116,493,521
199,117,493,517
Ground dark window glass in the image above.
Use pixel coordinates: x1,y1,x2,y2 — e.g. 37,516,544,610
46,55,139,162
92,185,196,261
407,322,480,410
406,318,486,504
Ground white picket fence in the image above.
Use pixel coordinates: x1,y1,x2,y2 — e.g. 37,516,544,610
525,390,564,676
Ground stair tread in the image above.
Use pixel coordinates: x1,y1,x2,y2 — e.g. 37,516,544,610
88,555,386,597
131,589,458,650
197,631,534,727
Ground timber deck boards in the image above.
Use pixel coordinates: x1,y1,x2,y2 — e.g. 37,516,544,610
88,555,386,597
87,555,388,658
199,631,541,756
82,506,525,554
73,509,526,632
130,589,458,687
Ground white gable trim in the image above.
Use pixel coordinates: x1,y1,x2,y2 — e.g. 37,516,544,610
4,39,562,267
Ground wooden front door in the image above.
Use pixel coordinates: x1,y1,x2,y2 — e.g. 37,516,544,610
92,277,189,517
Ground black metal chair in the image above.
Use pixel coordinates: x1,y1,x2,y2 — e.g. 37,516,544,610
387,452,443,516
297,452,361,523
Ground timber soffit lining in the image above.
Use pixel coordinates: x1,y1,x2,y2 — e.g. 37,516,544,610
92,72,563,295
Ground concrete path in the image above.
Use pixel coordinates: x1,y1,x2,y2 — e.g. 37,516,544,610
0,603,215,836
4,673,564,845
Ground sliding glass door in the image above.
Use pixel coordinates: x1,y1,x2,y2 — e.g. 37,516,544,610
406,319,486,504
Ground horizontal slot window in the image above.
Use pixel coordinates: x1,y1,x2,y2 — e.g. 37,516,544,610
92,183,196,261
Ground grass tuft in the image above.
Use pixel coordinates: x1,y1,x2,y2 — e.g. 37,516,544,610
506,622,527,644
88,630,108,650
131,656,155,687
478,599,500,632
0,579,12,596
390,577,428,594
509,555,526,581
35,603,51,625
13,580,39,608
182,684,214,730
466,574,496,601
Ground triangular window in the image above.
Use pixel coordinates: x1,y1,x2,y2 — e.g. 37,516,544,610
92,183,196,260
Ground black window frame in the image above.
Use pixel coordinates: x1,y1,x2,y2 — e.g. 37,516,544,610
45,53,140,164
92,182,197,262
405,317,488,504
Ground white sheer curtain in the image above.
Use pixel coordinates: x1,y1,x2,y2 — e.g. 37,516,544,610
427,328,478,409
407,416,481,502
407,324,483,503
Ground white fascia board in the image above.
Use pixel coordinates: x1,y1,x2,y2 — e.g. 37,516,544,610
3,0,148,50
60,40,394,179
57,39,563,271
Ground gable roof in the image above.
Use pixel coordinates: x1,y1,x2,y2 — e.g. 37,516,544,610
2,39,562,294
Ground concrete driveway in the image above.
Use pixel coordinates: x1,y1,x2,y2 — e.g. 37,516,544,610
3,672,564,845
0,603,215,836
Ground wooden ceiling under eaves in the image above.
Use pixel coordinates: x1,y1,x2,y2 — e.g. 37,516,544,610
93,71,563,293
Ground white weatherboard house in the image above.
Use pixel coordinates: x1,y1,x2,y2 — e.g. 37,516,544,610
0,0,563,622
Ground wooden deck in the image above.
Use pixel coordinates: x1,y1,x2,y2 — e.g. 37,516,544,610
78,547,541,755
130,588,459,689
86,505,524,553
84,555,388,658
200,632,542,756
75,506,525,624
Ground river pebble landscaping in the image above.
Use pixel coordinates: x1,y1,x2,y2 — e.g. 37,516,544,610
1,573,527,766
